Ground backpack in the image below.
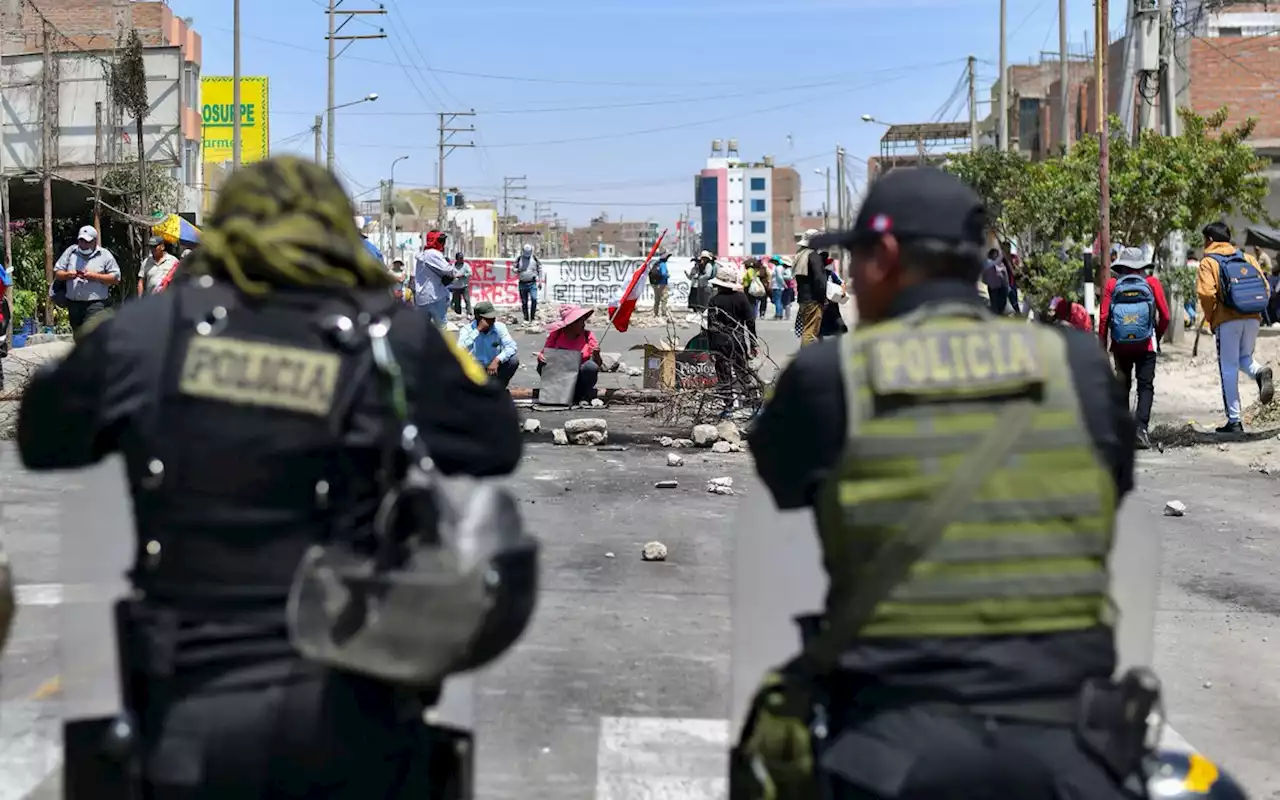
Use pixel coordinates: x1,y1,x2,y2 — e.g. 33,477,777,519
1109,274,1156,344
649,261,664,286
1212,252,1269,314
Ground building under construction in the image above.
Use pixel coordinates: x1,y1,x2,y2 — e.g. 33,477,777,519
0,0,204,225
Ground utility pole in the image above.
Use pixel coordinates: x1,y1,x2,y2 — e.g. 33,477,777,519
1160,0,1184,341
0,0,10,346
436,111,475,229
502,175,527,257
835,145,846,231
967,55,978,152
232,0,241,169
1159,0,1177,137
999,0,1009,150
40,23,54,325
379,179,389,256
1059,0,1070,150
313,115,322,163
1096,0,1111,291
824,167,831,228
325,0,386,172
94,102,103,233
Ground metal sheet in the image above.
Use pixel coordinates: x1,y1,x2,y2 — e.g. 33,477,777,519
56,456,479,734
537,348,581,406
729,475,1159,733
58,455,132,722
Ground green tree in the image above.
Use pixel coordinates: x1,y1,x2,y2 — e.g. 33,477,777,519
1171,106,1271,247
943,147,1032,243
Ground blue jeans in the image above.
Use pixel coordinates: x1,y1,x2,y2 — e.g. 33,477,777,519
771,287,784,318
418,297,449,325
518,281,538,321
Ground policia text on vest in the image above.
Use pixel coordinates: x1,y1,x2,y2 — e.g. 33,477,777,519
867,326,1040,392
179,337,342,417
737,305,1145,799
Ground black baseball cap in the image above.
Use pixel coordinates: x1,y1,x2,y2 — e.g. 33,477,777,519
810,167,986,254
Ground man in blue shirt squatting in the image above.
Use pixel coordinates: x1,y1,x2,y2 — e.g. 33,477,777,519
456,300,520,388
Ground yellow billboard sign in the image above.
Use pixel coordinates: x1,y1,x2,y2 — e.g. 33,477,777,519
201,76,270,165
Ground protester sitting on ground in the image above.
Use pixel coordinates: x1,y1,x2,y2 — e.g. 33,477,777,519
536,304,602,404
1196,221,1275,435
457,301,519,388
1098,248,1170,450
1049,296,1093,333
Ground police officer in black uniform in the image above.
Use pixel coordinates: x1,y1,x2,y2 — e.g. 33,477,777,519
17,157,523,798
734,168,1249,798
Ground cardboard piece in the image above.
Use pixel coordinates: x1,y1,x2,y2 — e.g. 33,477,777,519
628,343,718,391
537,348,582,406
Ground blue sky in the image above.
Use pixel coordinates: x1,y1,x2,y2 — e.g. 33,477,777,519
174,0,1128,226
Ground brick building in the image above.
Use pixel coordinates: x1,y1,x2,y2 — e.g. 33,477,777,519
5,0,204,217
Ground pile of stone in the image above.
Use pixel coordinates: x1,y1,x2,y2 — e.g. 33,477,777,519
552,417,608,446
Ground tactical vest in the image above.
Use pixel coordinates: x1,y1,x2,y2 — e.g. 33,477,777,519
814,303,1116,643
127,278,389,624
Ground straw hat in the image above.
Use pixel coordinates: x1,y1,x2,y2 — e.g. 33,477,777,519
709,265,742,290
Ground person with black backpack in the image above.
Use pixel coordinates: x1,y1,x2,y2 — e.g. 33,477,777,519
648,251,671,317
1099,247,1170,450
1196,221,1275,435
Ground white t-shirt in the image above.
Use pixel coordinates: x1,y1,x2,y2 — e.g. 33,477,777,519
141,253,180,294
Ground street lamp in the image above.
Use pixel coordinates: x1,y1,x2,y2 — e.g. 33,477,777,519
320,93,379,169
862,113,925,167
813,168,830,229
388,154,409,260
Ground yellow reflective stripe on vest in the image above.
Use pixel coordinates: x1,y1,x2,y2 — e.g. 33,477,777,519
889,571,1110,603
924,530,1111,563
848,495,1105,527
850,426,1085,460
819,311,1116,640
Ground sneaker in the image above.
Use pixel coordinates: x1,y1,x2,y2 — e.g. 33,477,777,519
1215,421,1244,435
1136,427,1152,450
1258,366,1275,405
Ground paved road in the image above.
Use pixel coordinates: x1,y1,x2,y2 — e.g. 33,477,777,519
4,402,1280,796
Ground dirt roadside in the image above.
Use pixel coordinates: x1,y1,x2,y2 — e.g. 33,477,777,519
1146,328,1280,473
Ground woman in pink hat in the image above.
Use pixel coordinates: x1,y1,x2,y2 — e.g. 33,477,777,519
537,305,603,403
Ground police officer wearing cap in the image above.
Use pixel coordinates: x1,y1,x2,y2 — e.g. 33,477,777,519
17,157,525,797
732,167,1206,798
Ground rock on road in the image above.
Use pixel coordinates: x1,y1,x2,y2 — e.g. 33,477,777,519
3,387,1280,795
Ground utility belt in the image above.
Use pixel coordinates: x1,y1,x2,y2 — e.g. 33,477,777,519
62,596,476,799
730,664,1163,800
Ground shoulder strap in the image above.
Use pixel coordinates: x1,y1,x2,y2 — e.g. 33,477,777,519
805,399,1039,672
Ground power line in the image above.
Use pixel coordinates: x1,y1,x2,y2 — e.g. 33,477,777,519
206,25,970,89
334,75,923,151
384,0,464,107
1187,30,1280,81
271,65,948,118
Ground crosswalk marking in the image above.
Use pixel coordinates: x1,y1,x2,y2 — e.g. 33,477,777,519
0,703,60,800
596,717,728,800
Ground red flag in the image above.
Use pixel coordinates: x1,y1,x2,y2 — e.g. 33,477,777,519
607,229,666,333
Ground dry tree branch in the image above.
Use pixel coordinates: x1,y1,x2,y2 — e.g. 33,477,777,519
640,311,781,426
